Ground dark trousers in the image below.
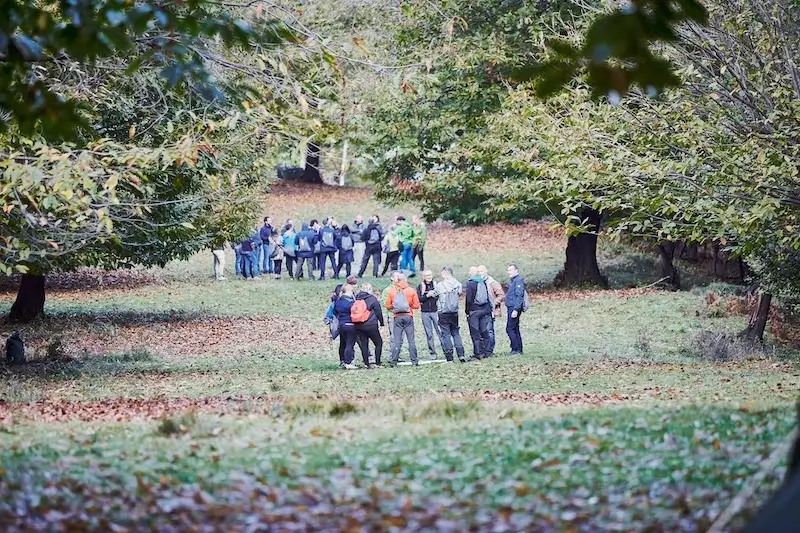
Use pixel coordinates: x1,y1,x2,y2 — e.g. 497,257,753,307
390,315,418,365
338,325,357,364
335,260,352,278
413,246,425,271
506,312,523,353
284,255,295,278
467,306,492,358
295,256,314,280
319,251,336,279
438,312,465,361
381,251,400,276
274,259,282,276
358,246,382,277
356,324,383,366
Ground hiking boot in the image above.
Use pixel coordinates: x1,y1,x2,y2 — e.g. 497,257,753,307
468,356,481,362
458,358,467,362
344,363,357,370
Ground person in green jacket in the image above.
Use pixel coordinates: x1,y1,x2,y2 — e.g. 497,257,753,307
412,215,427,272
395,216,416,275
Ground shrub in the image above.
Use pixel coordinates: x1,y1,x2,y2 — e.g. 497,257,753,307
690,331,763,363
632,331,653,359
421,399,482,420
328,401,358,418
155,412,197,437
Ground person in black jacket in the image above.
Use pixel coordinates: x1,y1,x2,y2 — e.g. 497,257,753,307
465,266,492,360
417,270,443,359
358,215,384,278
353,283,385,367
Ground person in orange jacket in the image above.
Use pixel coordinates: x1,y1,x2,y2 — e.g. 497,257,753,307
385,271,421,366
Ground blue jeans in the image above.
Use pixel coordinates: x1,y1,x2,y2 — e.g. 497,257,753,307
262,245,274,273
234,248,243,276
487,316,496,354
400,243,415,273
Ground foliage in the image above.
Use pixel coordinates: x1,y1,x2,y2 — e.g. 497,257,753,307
519,0,709,99
0,0,297,140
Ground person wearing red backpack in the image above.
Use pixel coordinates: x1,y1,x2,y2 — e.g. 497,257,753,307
352,283,384,368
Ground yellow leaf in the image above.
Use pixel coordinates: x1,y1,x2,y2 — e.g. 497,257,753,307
105,175,119,190
129,125,136,138
297,92,309,115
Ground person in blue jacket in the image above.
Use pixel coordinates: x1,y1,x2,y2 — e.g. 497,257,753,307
282,225,297,279
294,222,318,281
318,219,338,280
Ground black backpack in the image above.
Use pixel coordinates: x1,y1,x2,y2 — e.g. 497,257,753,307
368,228,380,245
6,332,25,365
322,230,334,248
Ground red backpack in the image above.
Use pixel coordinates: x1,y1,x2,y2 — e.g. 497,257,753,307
351,299,371,323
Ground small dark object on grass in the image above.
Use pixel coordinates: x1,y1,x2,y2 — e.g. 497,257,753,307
5,331,25,365
328,401,358,418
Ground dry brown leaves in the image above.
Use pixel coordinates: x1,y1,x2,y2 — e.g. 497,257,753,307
0,268,163,295
427,221,564,255
0,391,644,424
28,316,322,359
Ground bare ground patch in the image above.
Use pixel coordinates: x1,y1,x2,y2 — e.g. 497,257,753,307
0,391,644,424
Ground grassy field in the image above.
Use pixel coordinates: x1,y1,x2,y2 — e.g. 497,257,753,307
0,182,798,531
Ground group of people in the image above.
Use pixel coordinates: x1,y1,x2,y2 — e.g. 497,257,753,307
326,264,528,369
211,214,428,282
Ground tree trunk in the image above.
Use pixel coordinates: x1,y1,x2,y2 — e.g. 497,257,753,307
303,142,323,183
339,139,349,187
658,243,681,290
8,274,46,323
740,291,772,343
554,207,608,288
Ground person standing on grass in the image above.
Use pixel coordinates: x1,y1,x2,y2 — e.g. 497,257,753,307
335,224,355,278
233,240,243,277
412,216,427,272
311,219,322,273
353,282,384,367
381,225,401,276
478,265,505,357
250,229,263,279
505,264,526,355
319,219,338,280
240,235,256,279
260,216,274,274
270,232,284,279
465,266,492,360
417,269,443,359
358,215,384,278
211,239,227,281
352,215,366,271
386,271,421,367
429,267,466,362
333,284,358,369
381,282,394,346
395,216,416,276
282,225,297,279
294,222,317,281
